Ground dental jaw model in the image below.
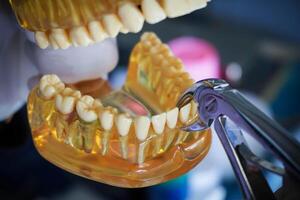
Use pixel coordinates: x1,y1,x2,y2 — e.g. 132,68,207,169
11,0,212,188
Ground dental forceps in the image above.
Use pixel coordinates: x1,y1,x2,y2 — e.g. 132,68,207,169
177,79,300,200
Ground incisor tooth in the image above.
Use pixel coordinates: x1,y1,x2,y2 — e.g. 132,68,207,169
70,26,92,47
118,2,145,33
180,103,191,123
55,88,81,115
141,0,166,24
50,29,71,49
116,114,132,136
99,110,114,131
76,95,100,122
151,113,166,134
39,74,65,100
187,0,208,12
88,21,108,42
35,32,49,49
161,0,190,18
102,14,122,37
134,116,150,141
48,35,59,49
166,107,178,129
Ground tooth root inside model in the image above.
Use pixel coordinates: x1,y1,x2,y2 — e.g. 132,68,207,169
27,32,212,188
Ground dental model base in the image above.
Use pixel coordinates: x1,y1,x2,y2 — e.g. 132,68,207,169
27,33,211,188
177,79,300,200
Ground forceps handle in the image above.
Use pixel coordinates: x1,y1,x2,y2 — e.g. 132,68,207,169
218,88,300,177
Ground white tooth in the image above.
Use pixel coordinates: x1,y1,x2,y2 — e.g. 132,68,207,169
70,26,92,47
99,110,114,131
55,88,81,115
116,114,132,136
151,113,166,134
134,116,150,141
120,26,129,34
48,35,59,49
166,107,178,129
49,29,71,49
76,95,99,122
118,2,145,33
161,0,190,18
35,32,49,49
141,0,166,24
88,21,108,42
39,74,65,99
187,0,207,12
180,103,191,123
102,14,122,37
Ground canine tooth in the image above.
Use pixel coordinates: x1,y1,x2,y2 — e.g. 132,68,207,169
151,113,166,134
134,116,150,141
70,26,92,46
141,0,166,24
55,88,81,115
116,114,132,136
39,74,65,100
180,103,191,123
166,108,179,129
88,21,108,42
50,29,71,49
99,110,114,131
161,0,190,18
35,32,49,49
76,95,100,122
187,0,208,12
102,14,122,37
118,2,145,33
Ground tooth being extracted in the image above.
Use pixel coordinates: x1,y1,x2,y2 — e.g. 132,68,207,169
10,0,211,49
27,33,211,188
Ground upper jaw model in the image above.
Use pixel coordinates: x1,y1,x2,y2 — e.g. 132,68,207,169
10,0,210,49
10,0,212,188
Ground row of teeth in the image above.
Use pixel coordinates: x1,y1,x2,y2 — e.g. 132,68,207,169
35,0,209,49
39,74,197,142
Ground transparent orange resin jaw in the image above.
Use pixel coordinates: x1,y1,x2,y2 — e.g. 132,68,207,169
27,32,211,188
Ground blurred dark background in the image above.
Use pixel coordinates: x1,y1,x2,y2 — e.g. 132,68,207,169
1,0,300,199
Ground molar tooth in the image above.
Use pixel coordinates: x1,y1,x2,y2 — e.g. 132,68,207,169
55,88,81,115
88,21,108,42
151,113,166,134
134,116,150,141
116,114,132,136
35,32,49,49
141,0,166,24
161,0,190,18
187,0,208,12
166,107,179,129
39,74,65,100
49,29,71,49
70,26,92,47
102,14,122,37
179,103,191,123
76,95,100,122
118,2,145,33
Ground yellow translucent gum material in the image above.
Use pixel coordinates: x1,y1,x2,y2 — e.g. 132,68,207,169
27,32,211,188
9,0,210,49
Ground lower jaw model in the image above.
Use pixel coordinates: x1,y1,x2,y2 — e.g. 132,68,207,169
11,0,212,188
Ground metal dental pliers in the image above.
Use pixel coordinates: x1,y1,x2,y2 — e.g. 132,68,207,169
177,79,300,200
